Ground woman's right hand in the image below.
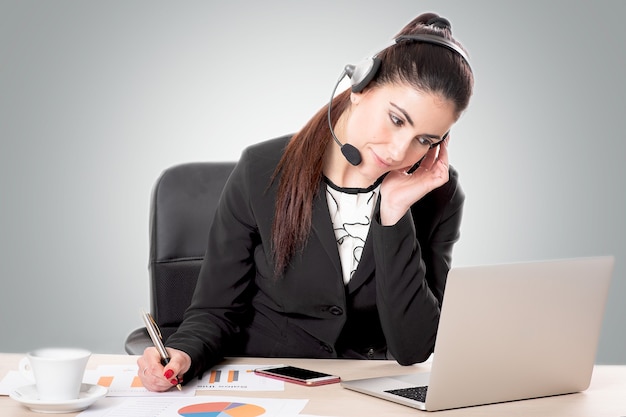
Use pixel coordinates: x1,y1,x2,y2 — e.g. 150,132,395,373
137,347,192,392
380,136,451,226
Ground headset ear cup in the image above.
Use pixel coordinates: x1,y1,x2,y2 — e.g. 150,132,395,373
349,57,381,93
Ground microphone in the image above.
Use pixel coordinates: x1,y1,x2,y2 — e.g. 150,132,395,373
339,142,362,166
327,67,363,166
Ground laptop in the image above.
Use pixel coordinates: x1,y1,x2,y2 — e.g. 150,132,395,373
341,256,614,411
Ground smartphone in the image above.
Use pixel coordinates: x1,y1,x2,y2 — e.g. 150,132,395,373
254,365,341,386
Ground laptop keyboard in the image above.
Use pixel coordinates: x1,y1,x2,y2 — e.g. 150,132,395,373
385,386,428,402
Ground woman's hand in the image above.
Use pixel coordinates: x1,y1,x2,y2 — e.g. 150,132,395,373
380,137,451,226
137,347,192,392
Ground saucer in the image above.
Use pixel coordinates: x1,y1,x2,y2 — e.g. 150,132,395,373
10,383,108,413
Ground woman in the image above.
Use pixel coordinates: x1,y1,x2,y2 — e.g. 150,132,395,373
138,11,474,391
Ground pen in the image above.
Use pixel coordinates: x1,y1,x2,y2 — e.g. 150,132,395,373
141,309,182,391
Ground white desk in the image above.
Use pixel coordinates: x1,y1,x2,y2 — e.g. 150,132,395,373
1,353,625,416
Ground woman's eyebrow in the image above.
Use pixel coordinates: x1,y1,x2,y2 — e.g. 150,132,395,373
390,102,414,126
390,102,446,141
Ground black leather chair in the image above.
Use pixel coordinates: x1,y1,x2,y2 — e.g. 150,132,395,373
124,161,236,355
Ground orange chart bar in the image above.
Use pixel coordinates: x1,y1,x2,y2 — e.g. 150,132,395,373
97,376,114,387
131,376,144,388
227,370,239,382
209,370,221,384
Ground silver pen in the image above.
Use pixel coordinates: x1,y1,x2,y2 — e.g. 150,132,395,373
141,309,182,390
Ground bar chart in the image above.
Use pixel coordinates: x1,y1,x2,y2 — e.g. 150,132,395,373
196,365,283,391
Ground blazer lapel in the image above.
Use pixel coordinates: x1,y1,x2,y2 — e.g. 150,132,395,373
345,227,375,294
310,187,342,277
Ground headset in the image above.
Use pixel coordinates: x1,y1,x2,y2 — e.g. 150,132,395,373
328,33,471,166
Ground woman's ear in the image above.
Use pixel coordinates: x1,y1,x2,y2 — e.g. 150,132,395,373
350,92,362,105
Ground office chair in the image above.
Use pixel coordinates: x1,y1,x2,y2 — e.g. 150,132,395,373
124,161,236,355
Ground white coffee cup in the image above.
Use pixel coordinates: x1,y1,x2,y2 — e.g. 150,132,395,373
19,347,91,401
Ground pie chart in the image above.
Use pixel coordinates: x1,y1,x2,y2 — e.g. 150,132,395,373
178,401,265,417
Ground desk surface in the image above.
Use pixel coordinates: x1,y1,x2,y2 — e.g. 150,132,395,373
1,353,625,417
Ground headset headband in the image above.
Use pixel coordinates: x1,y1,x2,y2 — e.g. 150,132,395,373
395,34,471,69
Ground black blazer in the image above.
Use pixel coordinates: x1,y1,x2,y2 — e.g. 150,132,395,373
167,135,465,381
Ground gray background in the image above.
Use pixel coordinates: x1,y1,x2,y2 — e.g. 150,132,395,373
1,1,624,363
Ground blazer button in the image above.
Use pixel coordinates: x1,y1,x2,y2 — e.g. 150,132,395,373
320,343,334,353
367,348,375,359
328,306,344,316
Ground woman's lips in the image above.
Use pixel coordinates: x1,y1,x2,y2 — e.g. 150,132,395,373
370,149,391,168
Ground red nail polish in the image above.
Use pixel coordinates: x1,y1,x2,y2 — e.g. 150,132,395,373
170,378,178,385
164,369,174,379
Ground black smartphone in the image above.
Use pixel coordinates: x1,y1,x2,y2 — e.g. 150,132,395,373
406,158,423,174
254,365,341,386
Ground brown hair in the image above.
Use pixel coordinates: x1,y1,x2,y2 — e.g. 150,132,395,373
270,12,474,276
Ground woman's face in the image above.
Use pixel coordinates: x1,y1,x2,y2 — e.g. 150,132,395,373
344,83,458,180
